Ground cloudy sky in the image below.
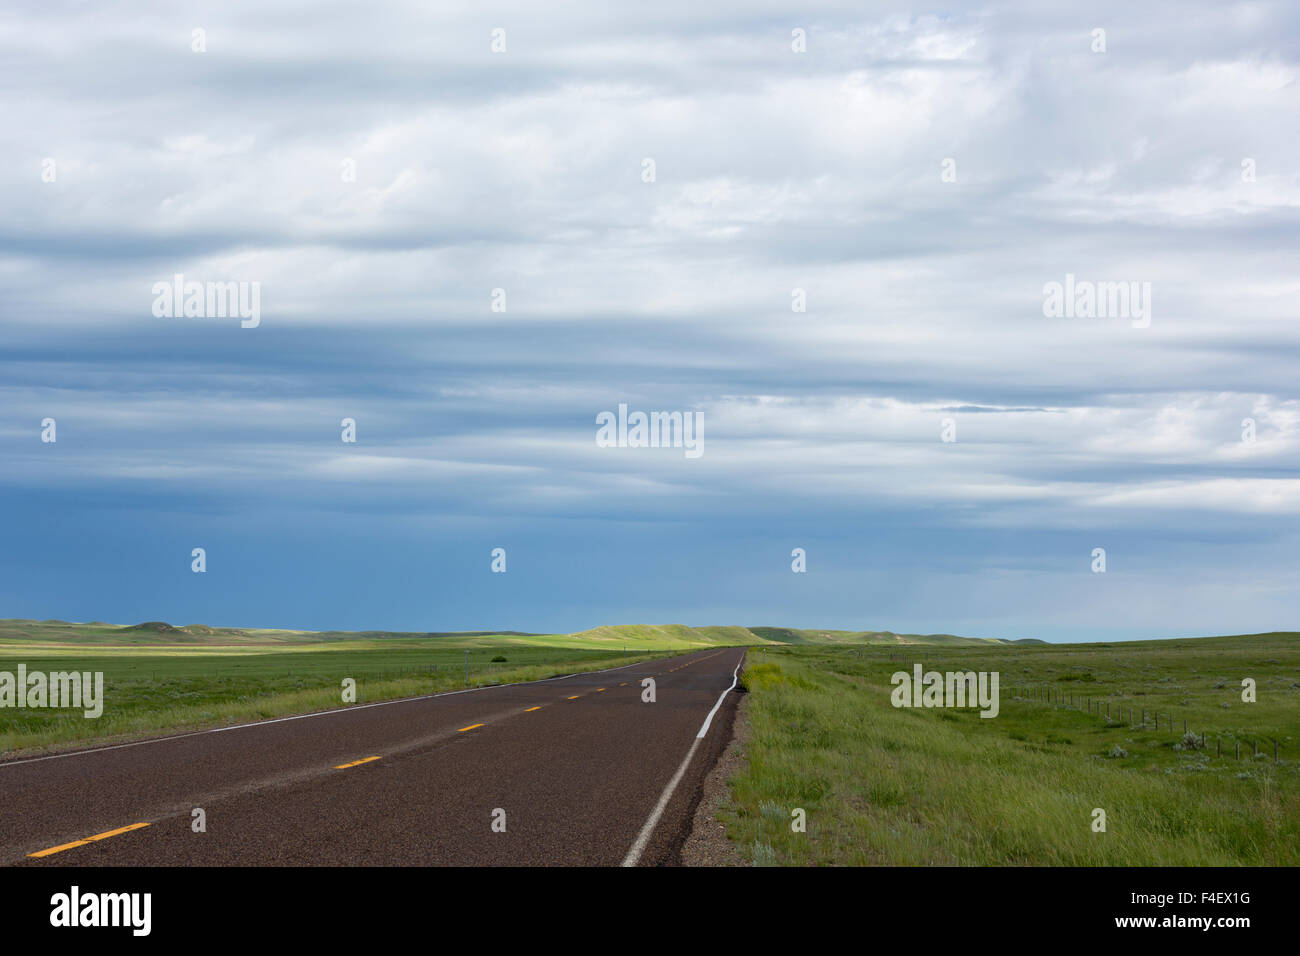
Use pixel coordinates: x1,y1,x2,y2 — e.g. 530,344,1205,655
2,1,1297,641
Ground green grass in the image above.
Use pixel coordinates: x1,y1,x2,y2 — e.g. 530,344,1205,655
0,617,793,755
0,616,1046,757
0,639,675,755
722,635,1300,865
0,616,954,756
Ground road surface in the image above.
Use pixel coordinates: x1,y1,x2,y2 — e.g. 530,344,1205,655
1,647,746,866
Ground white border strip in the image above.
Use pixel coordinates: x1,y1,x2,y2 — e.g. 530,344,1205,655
695,658,740,739
620,651,744,867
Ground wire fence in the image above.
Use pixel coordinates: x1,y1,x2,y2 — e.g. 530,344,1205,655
1012,683,1285,763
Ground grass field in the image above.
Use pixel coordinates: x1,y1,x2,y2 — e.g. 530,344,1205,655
0,619,737,755
0,617,1027,755
10,617,950,754
8,616,1299,867
721,634,1300,866
0,618,1047,756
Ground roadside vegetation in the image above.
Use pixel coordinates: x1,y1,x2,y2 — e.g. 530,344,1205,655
0,630,674,755
721,635,1300,865
0,616,1038,756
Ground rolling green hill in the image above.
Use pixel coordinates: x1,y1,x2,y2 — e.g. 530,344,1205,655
0,619,1045,649
746,626,1046,647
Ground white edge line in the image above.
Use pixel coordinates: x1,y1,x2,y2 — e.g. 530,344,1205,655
620,650,744,867
695,655,741,740
0,650,679,769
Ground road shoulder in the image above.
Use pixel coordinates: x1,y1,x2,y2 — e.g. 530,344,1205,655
679,690,748,866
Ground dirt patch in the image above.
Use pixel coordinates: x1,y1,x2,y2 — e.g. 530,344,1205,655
679,691,750,866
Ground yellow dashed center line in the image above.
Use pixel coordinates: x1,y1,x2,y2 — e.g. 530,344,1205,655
597,687,606,692
28,822,151,859
525,706,541,712
567,695,580,700
333,756,381,769
458,723,485,732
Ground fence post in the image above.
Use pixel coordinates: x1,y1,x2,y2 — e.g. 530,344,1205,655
1236,740,1241,760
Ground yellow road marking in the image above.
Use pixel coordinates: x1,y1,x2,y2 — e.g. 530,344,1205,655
333,756,381,769
525,706,541,712
597,687,606,692
28,822,150,859
567,695,580,700
458,723,484,732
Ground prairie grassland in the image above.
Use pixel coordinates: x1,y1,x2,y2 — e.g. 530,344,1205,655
0,616,778,754
0,639,671,756
722,635,1300,865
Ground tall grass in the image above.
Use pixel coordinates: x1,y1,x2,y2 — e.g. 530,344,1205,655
723,639,1300,865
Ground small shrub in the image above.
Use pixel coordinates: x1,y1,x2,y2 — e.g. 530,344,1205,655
1108,744,1128,758
751,841,779,866
490,655,507,663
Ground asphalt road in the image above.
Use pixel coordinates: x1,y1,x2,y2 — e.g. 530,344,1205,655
1,646,746,866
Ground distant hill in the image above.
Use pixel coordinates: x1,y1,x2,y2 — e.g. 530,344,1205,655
747,626,1046,647
567,624,762,647
0,618,1047,648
